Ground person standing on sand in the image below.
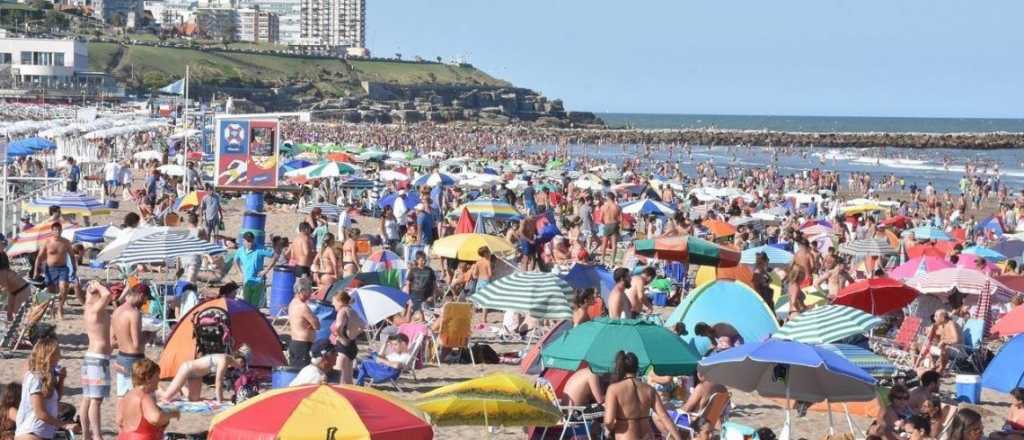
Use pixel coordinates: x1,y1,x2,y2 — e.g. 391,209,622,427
467,247,492,319
80,281,115,440
607,268,632,320
600,193,622,265
285,222,315,279
228,232,280,308
287,277,319,368
112,282,146,398
330,291,364,385
33,222,75,320
199,185,223,241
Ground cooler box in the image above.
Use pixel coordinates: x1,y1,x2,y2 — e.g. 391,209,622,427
650,291,668,307
272,366,301,388
955,374,981,404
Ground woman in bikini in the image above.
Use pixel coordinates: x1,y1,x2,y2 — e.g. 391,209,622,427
0,252,31,322
603,351,680,440
331,291,364,385
341,229,359,277
158,344,250,403
313,233,339,298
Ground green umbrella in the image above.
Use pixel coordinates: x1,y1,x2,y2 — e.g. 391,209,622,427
773,305,883,344
470,271,572,320
545,159,564,170
541,318,700,375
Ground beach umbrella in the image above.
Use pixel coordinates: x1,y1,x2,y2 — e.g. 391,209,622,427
633,236,741,267
740,245,794,268
962,245,1007,262
833,278,919,316
133,150,163,161
110,230,225,267
325,152,355,163
361,249,406,272
94,226,167,262
379,170,409,181
409,157,436,168
412,172,457,187
955,253,1000,272
10,136,56,152
840,203,886,215
378,191,419,210
702,219,737,238
991,306,1024,337
357,150,388,162
698,338,876,403
879,215,910,229
903,226,950,241
906,242,955,258
818,344,896,379
174,191,209,211
471,271,573,320
339,178,376,190
455,208,475,234
6,220,76,257
542,318,701,375
773,305,883,344
350,285,409,327
319,272,382,301
453,198,522,221
559,264,614,299
774,290,829,319
284,161,359,179
61,225,115,244
992,240,1024,261
23,192,110,216
209,384,432,440
413,373,560,428
298,203,342,221
888,256,954,280
838,238,896,257
801,224,832,239
431,233,514,261
981,334,1024,394
282,159,313,172
906,267,1015,300
157,164,187,177
620,199,675,217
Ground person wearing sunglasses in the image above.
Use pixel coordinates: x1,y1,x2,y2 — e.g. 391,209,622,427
869,385,914,440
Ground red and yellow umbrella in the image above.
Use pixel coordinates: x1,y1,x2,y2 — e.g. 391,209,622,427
634,236,741,267
209,384,433,440
175,190,209,211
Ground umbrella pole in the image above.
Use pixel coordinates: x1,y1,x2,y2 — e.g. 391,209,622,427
842,403,858,435
782,381,792,440
826,398,834,437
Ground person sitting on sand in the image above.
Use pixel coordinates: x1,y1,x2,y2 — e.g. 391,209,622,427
908,370,941,413
0,252,30,322
869,384,914,440
116,359,179,440
158,344,251,403
916,395,955,440
990,388,1024,440
290,340,337,387
15,336,78,439
915,309,962,373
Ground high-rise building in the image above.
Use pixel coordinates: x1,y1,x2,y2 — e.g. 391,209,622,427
237,0,301,44
299,0,364,49
237,7,280,43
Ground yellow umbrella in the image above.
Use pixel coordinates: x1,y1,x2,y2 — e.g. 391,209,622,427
841,203,886,215
431,233,514,261
413,373,560,427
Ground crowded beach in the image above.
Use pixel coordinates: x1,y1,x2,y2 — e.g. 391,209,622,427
0,104,1020,440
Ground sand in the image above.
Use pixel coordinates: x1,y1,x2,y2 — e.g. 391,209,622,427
0,193,1013,439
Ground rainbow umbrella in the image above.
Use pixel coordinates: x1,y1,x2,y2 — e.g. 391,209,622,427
413,373,560,428
361,249,406,272
23,192,110,216
633,236,741,267
209,384,432,440
450,198,522,221
174,190,209,211
7,220,76,257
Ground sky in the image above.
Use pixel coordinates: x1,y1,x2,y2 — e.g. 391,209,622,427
366,1,1024,118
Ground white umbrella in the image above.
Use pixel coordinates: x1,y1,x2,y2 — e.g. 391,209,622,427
96,226,168,263
158,164,187,177
133,150,163,161
379,170,409,181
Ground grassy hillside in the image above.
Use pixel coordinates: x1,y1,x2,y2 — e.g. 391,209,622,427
88,42,510,93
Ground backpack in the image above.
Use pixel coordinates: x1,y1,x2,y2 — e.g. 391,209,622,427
193,307,232,356
464,343,500,364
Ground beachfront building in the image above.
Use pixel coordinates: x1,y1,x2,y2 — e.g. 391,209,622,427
237,7,280,44
238,0,301,44
0,37,124,101
194,7,238,41
94,0,144,28
299,0,364,52
143,0,196,28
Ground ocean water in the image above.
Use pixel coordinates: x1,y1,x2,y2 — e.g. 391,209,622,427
597,113,1024,133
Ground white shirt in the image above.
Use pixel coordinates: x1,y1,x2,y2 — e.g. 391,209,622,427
289,364,326,386
16,371,58,439
104,162,121,181
337,210,353,238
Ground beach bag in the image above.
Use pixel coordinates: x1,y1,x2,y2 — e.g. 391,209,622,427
467,343,500,364
232,369,262,403
193,307,232,356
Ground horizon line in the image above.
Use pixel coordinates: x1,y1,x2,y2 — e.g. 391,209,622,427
589,111,1024,121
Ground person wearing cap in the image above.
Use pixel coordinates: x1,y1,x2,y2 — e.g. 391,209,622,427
290,340,336,386
227,231,280,308
287,277,319,368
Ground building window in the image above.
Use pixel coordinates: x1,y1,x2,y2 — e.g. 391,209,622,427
0,53,10,64
54,53,64,66
21,52,32,65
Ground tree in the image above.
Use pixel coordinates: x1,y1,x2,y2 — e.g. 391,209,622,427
394,53,401,60
436,56,442,63
141,71,171,93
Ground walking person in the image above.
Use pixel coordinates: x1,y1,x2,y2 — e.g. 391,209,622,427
80,281,115,440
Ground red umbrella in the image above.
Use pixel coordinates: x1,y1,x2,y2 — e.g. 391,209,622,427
455,207,475,234
880,215,910,229
907,242,954,258
833,277,919,316
992,305,1024,337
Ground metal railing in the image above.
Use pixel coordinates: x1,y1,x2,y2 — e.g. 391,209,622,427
3,177,65,238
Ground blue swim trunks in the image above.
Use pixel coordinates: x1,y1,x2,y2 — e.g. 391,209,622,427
44,265,70,286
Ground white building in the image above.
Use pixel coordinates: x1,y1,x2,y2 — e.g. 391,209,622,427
299,0,364,50
238,0,300,44
0,37,123,98
94,0,144,28
143,0,196,27
237,7,279,43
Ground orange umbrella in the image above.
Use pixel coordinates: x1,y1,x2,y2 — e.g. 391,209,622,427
703,219,737,238
326,152,355,163
907,242,955,258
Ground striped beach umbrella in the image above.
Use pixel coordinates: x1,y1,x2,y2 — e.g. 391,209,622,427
209,384,432,440
284,161,359,180
351,285,409,326
903,226,951,241
817,344,896,378
23,192,110,216
740,245,794,267
111,230,225,267
838,238,896,257
633,236,741,267
298,203,342,220
412,172,457,187
773,305,883,344
470,271,572,320
888,256,954,280
963,245,1007,262
452,198,522,221
6,220,76,257
621,199,676,217
906,267,1015,300
801,224,832,239
361,249,406,272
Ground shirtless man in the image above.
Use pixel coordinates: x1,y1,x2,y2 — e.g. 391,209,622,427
81,280,114,440
111,282,145,397
286,222,316,278
628,267,656,316
287,277,319,368
341,229,359,277
469,247,493,320
792,236,816,289
563,367,606,406
33,222,76,319
916,309,963,373
600,193,623,264
607,268,632,320
823,259,855,299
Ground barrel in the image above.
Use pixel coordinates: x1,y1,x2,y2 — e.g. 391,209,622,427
242,211,267,230
270,265,297,317
245,192,265,213
312,300,337,344
271,366,302,388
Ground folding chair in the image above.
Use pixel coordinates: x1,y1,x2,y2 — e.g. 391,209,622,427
869,316,923,368
674,392,731,437
431,302,475,365
535,378,603,440
364,333,426,392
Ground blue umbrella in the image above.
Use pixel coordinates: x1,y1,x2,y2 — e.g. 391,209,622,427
5,143,34,158
962,245,1007,262
620,199,676,217
283,159,313,170
741,245,794,267
992,240,1024,261
412,172,456,187
62,225,113,244
10,137,56,152
350,285,409,327
904,226,951,241
698,339,876,403
560,264,614,300
378,192,420,209
982,334,1024,393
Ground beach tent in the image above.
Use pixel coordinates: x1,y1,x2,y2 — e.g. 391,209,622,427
158,297,286,379
665,280,779,347
982,334,1024,394
519,320,572,374
159,79,185,95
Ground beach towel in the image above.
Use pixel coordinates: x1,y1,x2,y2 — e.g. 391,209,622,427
158,399,234,415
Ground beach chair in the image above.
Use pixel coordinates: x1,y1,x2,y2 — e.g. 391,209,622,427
430,301,475,365
399,323,431,369
534,378,602,440
363,333,426,392
680,392,731,436
869,316,922,368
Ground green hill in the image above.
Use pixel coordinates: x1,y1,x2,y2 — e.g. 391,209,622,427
88,42,510,95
